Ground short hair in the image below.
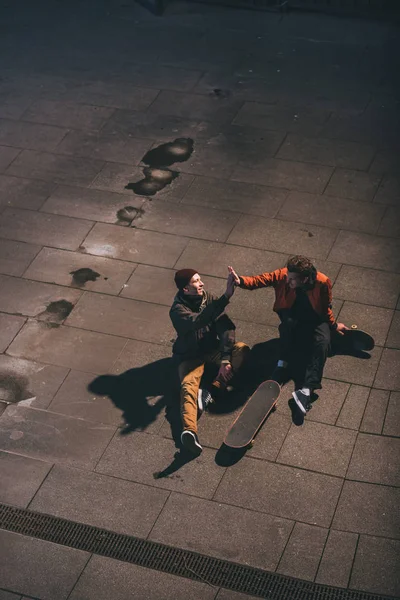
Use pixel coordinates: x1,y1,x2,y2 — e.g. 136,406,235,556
286,255,315,276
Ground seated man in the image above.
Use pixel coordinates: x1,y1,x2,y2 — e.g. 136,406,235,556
228,256,348,414
170,268,250,455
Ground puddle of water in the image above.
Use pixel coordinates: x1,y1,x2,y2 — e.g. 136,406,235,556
142,138,194,168
70,267,101,285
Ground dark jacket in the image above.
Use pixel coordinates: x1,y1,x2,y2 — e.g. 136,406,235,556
169,291,235,362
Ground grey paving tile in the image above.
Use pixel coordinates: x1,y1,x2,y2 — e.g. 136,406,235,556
333,265,400,309
0,90,32,121
0,119,68,151
129,64,202,92
23,247,135,294
337,301,393,347
82,222,188,267
369,151,400,176
277,191,384,234
228,215,337,259
216,591,260,600
40,185,144,223
277,135,375,170
333,480,400,538
6,150,104,186
0,274,81,321
56,130,152,165
96,431,224,499
378,206,400,238
0,354,68,409
0,146,20,172
214,458,342,527
315,529,358,588
68,555,215,600
120,265,176,304
336,385,370,430
328,231,400,273
347,433,400,486
66,292,174,345
111,339,172,373
324,346,382,387
0,208,93,251
58,81,159,111
245,411,291,461
0,591,22,600
374,174,400,206
383,392,400,437
277,522,328,582
233,320,279,349
135,200,240,243
0,313,26,352
232,159,333,194
7,320,126,373
181,175,287,217
30,464,169,536
22,100,114,130
233,102,330,135
0,451,52,508
0,530,89,600
350,535,400,597
150,492,293,570
0,239,41,277
175,238,287,279
0,175,55,211
324,168,381,202
0,405,115,469
302,379,349,426
148,90,242,123
277,420,356,477
360,389,389,434
375,348,400,391
386,310,400,350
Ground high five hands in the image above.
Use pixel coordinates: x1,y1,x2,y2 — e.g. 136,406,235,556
225,266,241,299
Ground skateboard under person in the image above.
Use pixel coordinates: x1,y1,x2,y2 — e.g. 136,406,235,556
170,268,250,455
228,255,349,415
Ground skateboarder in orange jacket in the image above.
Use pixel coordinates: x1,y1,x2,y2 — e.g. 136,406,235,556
228,256,348,414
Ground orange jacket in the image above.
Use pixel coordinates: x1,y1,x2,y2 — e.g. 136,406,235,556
239,268,336,326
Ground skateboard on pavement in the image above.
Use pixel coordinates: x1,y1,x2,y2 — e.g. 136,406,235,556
333,325,375,353
224,380,281,449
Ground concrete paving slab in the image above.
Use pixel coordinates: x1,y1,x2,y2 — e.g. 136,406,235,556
29,464,169,537
277,522,328,582
149,492,293,570
233,320,279,349
22,100,114,131
7,320,126,373
128,63,202,92
148,90,242,123
0,313,26,352
337,301,393,346
302,379,349,426
378,206,400,238
233,102,330,136
374,348,400,391
315,529,358,588
23,247,136,294
0,591,22,600
82,222,188,266
0,175,55,211
0,119,68,152
386,310,400,349
374,174,400,206
0,354,68,409
96,430,225,499
276,135,375,170
369,151,400,176
216,591,260,600
214,458,342,527
277,191,384,234
360,389,389,434
111,339,172,373
328,230,400,273
0,404,116,469
68,555,216,600
350,535,400,597
347,433,400,486
0,208,93,251
324,168,381,202
121,264,176,304
244,411,291,462
336,385,370,430
6,150,104,186
0,451,52,508
228,215,337,259
324,346,382,387
332,265,400,309
0,146,20,172
0,239,41,277
383,392,400,437
333,480,400,539
0,530,89,600
59,80,159,111
277,420,356,478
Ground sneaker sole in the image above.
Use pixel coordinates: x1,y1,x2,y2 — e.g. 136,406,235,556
292,391,307,415
181,432,202,455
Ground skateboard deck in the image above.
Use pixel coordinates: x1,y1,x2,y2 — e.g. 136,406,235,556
335,325,375,352
224,380,280,449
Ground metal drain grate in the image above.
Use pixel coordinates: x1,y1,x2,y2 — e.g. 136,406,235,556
0,503,393,600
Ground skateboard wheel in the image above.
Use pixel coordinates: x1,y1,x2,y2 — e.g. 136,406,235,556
351,324,358,329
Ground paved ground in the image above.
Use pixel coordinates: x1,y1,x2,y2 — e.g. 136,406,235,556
0,0,399,598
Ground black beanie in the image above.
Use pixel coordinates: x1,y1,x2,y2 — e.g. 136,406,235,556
174,268,198,290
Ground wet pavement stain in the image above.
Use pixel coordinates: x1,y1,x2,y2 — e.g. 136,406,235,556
116,205,145,226
70,267,101,285
39,299,74,324
0,371,35,405
125,167,179,197
211,88,231,99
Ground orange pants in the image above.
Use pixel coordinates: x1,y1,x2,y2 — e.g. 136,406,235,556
178,342,250,434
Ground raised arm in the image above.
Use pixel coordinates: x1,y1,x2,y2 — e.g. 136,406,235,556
228,265,285,290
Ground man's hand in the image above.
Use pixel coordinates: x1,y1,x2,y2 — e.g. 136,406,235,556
224,272,236,299
217,362,233,383
336,322,349,335
228,265,240,286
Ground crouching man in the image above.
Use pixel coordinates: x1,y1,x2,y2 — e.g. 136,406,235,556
170,268,250,455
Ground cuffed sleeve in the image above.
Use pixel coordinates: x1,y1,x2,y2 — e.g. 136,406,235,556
239,268,286,290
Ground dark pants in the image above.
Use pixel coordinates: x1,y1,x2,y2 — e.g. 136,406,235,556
278,311,331,390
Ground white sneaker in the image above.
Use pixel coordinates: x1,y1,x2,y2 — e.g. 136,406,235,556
181,430,202,455
197,388,213,414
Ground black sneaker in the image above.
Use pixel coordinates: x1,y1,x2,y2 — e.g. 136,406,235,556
292,389,311,414
197,388,213,414
181,430,203,455
271,366,288,386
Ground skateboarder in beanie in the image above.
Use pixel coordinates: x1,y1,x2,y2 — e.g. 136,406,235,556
228,256,348,414
170,268,250,455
